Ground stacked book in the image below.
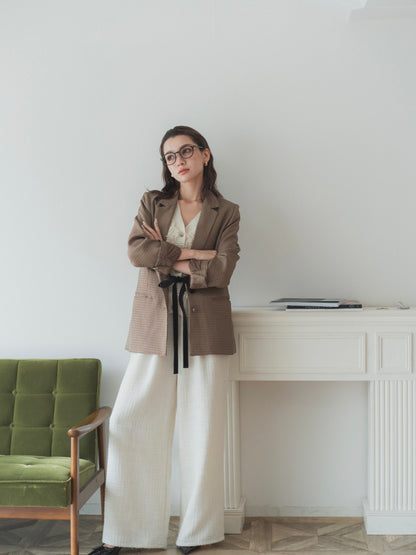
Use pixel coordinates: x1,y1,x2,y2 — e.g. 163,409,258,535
269,298,363,310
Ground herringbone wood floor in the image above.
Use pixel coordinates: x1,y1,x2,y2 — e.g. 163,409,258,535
1,516,416,555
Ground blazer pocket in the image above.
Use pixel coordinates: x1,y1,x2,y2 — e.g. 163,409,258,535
134,292,153,300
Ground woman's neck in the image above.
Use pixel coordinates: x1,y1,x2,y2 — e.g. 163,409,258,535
178,183,203,202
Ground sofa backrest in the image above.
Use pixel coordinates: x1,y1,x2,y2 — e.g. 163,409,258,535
0,359,101,463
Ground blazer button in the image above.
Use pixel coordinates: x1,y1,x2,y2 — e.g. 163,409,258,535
191,307,198,313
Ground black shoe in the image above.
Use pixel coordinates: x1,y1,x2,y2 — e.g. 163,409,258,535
88,546,121,555
177,546,200,554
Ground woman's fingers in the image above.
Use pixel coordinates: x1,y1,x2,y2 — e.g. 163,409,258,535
142,220,164,241
153,218,164,241
143,229,154,239
142,221,158,240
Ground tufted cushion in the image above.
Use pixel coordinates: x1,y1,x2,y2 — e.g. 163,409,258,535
0,455,97,507
0,359,101,463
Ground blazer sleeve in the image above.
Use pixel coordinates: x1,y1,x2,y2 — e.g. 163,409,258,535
127,192,181,274
188,204,240,289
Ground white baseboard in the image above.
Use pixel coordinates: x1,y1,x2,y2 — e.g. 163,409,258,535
80,500,363,520
363,499,416,535
245,505,363,517
225,498,246,534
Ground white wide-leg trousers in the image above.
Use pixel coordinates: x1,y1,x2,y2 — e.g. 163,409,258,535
102,315,230,549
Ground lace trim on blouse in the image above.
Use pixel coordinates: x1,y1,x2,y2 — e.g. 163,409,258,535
165,202,201,313
165,202,201,265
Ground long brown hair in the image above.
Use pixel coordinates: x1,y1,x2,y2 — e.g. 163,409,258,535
155,125,221,200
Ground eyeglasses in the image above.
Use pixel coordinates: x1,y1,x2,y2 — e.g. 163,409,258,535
161,144,204,165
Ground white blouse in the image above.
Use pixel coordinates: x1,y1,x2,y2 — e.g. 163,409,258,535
165,202,201,314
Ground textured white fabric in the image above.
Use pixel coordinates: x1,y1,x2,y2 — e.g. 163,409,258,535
165,202,201,314
102,312,230,548
165,201,201,254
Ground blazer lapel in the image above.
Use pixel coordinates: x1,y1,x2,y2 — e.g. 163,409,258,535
191,190,220,250
154,189,220,249
154,192,179,240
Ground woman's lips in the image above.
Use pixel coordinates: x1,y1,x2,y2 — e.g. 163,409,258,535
178,169,189,175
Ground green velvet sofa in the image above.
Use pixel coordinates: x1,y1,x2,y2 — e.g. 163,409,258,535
0,359,111,555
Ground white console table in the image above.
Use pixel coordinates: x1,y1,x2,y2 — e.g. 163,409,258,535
224,307,416,535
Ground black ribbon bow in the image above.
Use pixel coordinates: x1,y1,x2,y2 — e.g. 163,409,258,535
158,275,194,374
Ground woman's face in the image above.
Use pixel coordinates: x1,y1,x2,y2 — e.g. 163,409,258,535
163,134,210,186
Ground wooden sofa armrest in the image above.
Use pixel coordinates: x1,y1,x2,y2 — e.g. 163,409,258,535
67,406,112,548
67,406,112,439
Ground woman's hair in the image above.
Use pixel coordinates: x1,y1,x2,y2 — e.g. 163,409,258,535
156,125,221,200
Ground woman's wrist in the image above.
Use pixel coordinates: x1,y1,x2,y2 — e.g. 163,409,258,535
179,248,194,260
178,248,216,261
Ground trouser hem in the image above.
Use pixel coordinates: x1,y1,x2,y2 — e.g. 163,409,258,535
176,535,225,547
102,538,167,549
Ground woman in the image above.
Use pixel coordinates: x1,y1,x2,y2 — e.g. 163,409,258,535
90,125,240,555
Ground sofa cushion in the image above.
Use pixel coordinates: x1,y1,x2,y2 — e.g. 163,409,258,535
0,455,97,508
0,359,101,463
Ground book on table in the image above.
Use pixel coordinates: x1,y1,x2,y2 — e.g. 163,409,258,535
269,298,363,310
285,303,363,311
270,298,341,307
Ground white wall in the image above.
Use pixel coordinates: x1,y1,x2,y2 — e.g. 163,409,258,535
1,0,415,516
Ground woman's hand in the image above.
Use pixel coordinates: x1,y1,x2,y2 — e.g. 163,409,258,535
179,248,217,261
142,219,163,241
194,249,217,260
172,260,191,275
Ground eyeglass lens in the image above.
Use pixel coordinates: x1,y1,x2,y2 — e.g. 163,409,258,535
164,145,199,165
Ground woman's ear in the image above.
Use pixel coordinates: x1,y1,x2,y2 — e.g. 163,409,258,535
202,148,210,165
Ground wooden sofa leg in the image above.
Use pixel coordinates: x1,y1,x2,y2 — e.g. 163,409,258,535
70,505,79,555
98,422,107,522
70,436,80,555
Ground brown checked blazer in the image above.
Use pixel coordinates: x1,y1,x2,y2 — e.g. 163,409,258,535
125,189,240,356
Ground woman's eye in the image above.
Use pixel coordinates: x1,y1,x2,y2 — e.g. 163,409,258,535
182,147,192,156
165,154,175,163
